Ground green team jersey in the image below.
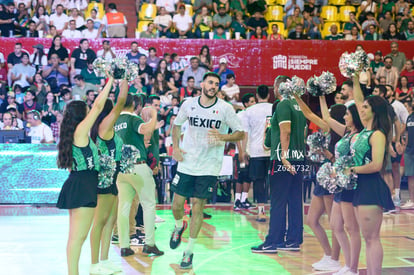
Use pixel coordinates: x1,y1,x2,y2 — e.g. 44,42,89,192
114,111,147,162
148,129,160,165
72,138,100,171
265,98,307,162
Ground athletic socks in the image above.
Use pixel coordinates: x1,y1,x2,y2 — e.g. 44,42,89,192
241,192,248,203
395,188,400,198
185,238,196,255
175,219,183,229
258,205,265,215
235,193,241,201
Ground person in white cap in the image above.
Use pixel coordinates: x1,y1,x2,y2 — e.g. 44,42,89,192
213,57,234,88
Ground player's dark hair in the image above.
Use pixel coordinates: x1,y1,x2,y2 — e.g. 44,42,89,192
203,72,220,82
257,85,269,99
242,93,255,107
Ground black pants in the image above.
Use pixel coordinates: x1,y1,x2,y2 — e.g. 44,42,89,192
249,157,269,203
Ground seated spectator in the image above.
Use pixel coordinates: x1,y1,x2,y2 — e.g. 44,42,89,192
58,88,72,111
85,90,95,109
213,4,232,33
151,72,178,98
67,0,88,11
268,23,284,40
26,20,39,37
213,24,226,39
81,59,104,87
213,58,234,87
364,24,380,40
303,10,322,39
247,0,267,15
403,20,414,40
0,112,19,130
230,0,247,14
156,0,177,14
395,76,413,102
51,0,69,13
401,60,414,87
369,51,384,82
30,44,48,72
82,19,99,38
324,24,343,40
49,4,69,35
11,54,35,90
0,91,24,119
46,25,57,38
198,45,212,70
97,40,116,61
182,57,206,87
41,91,59,126
345,26,363,40
7,43,28,86
47,35,69,63
382,23,406,40
399,7,411,32
246,11,268,35
221,74,240,103
68,8,85,29
172,4,193,38
72,74,98,99
287,24,308,39
50,111,62,143
379,11,394,34
179,76,195,100
343,12,361,35
194,0,213,15
359,0,376,22
171,53,189,75
141,22,157,38
154,7,173,38
70,39,97,80
86,8,102,30
126,41,144,64
361,12,378,34
129,77,147,95
156,59,174,83
375,56,399,90
31,73,51,105
395,0,409,15
231,11,247,39
138,55,154,90
214,0,229,14
377,0,395,19
22,90,42,120
99,3,127,38
42,53,69,92
26,110,54,143
13,3,30,37
194,5,212,39
250,25,266,39
13,84,24,104
0,3,15,37
147,47,160,72
286,7,303,34
62,19,82,38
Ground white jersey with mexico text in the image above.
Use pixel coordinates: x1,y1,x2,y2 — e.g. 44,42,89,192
244,102,272,158
174,96,243,176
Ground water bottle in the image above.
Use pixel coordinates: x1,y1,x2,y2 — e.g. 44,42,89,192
9,30,13,37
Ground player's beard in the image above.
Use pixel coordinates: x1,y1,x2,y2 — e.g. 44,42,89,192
202,87,218,99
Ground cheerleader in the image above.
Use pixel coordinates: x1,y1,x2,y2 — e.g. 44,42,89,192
56,74,114,275
351,73,394,275
89,79,128,274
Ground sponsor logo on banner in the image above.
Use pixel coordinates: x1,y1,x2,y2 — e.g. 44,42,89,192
273,55,318,71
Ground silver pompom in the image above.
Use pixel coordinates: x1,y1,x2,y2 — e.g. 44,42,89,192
307,132,331,163
93,57,139,81
306,71,337,97
279,76,306,99
98,154,116,189
339,50,369,78
120,144,141,174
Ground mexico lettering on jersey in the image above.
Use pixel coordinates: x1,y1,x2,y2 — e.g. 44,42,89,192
174,96,243,176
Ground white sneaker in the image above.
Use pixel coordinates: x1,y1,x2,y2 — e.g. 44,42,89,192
333,266,350,275
100,260,122,273
155,215,165,223
343,269,359,275
312,255,330,268
89,263,114,275
130,236,145,246
313,256,341,271
401,200,414,210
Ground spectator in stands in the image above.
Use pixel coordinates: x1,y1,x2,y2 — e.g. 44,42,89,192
42,53,69,90
395,0,409,15
141,22,156,38
7,42,28,86
154,7,173,38
82,19,99,38
51,0,69,13
46,25,57,38
382,23,406,41
370,51,384,82
286,7,303,34
246,11,268,35
50,111,62,143
13,3,30,37
198,45,212,70
129,77,147,95
386,41,406,72
401,60,414,87
221,74,240,103
126,41,144,64
230,0,246,14
156,0,177,14
361,12,378,34
62,19,82,38
250,25,266,39
182,57,206,88
26,20,39,37
343,12,361,35
138,55,154,90
247,0,266,15
0,3,15,37
364,24,380,40
375,56,399,90
0,112,18,130
213,4,232,33
171,53,189,75
49,4,69,35
41,91,59,126
22,90,42,120
11,54,35,90
0,91,23,119
58,88,72,111
96,40,116,61
213,0,229,14
379,11,394,34
303,10,321,39
345,26,363,40
179,76,195,100
151,72,178,98
87,9,102,30
194,5,212,39
81,59,104,87
288,24,308,39
26,110,54,143
396,76,413,102
68,8,85,29
324,24,343,40
213,24,226,39
213,58,234,87
172,3,193,38
67,0,88,12
284,0,304,17
156,59,174,83
70,39,97,81
99,3,127,38
359,0,376,21
13,84,24,104
48,35,69,64
194,0,213,14
403,20,414,41
30,44,48,72
147,47,160,73
85,90,95,109
72,74,98,99
378,0,395,19
31,73,50,105
268,23,284,40
231,11,247,39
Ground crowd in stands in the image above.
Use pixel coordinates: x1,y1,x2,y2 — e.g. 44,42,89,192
0,0,413,40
